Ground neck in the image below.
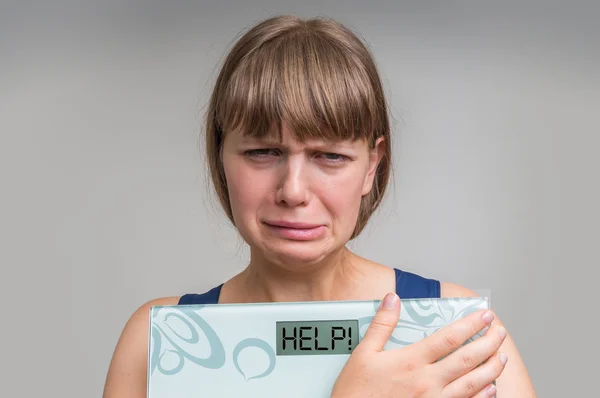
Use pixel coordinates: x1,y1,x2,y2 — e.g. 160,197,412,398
239,247,365,302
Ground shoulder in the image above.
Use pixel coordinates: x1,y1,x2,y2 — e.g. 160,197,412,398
439,282,537,396
391,268,441,298
125,295,182,328
179,284,223,304
116,296,181,341
102,296,180,398
440,281,480,298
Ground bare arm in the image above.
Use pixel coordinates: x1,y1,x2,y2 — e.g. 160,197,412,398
441,282,537,397
102,297,179,398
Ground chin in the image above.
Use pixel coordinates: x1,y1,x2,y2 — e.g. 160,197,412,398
263,241,333,270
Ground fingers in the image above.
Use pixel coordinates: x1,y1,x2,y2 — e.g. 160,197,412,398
468,383,497,398
358,293,401,352
442,351,506,397
434,323,507,383
416,309,495,364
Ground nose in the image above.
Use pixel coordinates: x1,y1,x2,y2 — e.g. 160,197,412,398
275,156,310,207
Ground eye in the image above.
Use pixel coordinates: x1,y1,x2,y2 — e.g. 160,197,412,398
243,148,280,158
317,152,351,163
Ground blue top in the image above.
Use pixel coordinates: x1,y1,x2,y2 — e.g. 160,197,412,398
179,268,440,305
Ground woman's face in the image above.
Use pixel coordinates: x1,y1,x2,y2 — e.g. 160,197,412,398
222,121,383,269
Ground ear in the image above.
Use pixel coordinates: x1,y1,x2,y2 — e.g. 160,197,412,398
362,136,385,196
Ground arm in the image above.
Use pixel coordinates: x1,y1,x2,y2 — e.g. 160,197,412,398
102,296,179,398
441,282,537,397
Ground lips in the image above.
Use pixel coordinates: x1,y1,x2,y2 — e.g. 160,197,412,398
262,220,326,241
263,220,322,229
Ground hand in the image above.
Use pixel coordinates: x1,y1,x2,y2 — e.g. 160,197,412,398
330,293,508,398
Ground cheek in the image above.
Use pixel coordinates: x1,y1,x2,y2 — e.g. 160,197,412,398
316,170,366,223
223,159,269,219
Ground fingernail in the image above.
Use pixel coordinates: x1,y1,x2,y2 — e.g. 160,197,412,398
499,352,508,365
499,326,507,339
381,293,398,309
486,384,497,396
482,311,495,324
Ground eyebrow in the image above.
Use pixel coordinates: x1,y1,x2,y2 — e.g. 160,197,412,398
239,140,358,155
239,136,282,145
240,135,274,141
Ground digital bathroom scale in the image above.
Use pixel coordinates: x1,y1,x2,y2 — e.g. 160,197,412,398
147,297,490,397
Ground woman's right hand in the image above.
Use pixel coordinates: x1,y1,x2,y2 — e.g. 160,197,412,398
330,293,508,398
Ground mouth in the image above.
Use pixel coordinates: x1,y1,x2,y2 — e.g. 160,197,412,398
262,220,326,241
263,220,322,229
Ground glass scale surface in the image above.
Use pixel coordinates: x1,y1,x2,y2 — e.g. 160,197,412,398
148,297,490,397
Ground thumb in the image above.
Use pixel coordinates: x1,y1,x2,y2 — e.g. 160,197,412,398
359,292,401,352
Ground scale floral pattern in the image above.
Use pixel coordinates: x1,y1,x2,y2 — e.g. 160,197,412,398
150,305,227,375
150,305,277,380
358,298,489,347
149,298,488,381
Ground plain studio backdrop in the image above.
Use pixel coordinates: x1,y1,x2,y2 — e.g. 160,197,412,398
1,1,598,396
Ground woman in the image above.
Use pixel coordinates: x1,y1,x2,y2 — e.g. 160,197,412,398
102,15,536,397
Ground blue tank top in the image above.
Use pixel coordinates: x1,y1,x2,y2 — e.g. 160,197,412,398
179,268,440,304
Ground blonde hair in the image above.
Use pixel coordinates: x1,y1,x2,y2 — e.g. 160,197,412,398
204,14,392,239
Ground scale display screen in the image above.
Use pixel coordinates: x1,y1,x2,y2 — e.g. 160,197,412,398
276,320,359,355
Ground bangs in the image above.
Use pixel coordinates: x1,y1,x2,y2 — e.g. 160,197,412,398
216,30,380,144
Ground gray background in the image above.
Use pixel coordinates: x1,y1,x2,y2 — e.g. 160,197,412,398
1,1,597,396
